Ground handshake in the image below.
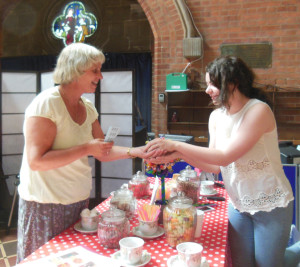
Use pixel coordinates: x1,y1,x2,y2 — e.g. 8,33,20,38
142,137,180,164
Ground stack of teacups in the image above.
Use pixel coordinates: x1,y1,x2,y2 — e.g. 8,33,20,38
195,210,205,238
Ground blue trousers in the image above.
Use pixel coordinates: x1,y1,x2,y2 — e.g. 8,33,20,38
228,201,293,267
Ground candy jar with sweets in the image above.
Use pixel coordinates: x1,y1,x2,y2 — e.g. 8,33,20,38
177,165,200,204
163,192,197,247
98,207,130,249
110,184,136,218
128,171,150,199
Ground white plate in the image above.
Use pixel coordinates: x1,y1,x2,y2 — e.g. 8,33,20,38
167,255,209,267
200,189,218,197
132,226,165,239
111,250,151,267
74,222,97,234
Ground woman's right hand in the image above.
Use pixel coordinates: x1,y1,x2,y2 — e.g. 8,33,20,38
147,151,181,164
88,138,114,158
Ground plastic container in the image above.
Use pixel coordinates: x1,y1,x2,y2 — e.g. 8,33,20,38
98,207,130,249
163,192,197,247
166,73,188,91
128,171,150,199
110,184,137,218
177,165,200,204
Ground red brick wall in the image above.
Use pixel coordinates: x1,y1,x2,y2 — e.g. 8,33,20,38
1,0,299,140
139,0,300,138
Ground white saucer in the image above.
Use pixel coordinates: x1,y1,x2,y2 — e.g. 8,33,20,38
132,226,165,239
74,222,97,234
111,250,151,267
167,255,209,267
200,189,218,197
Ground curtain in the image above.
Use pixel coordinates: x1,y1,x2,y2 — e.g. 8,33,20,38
103,53,152,131
0,52,152,131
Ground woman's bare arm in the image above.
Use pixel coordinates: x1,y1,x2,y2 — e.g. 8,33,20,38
26,117,113,171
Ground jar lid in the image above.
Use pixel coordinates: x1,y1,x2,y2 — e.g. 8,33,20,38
179,165,197,181
112,184,134,199
101,206,126,222
131,171,148,183
169,192,193,208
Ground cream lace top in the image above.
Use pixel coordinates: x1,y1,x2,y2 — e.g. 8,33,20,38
211,99,294,214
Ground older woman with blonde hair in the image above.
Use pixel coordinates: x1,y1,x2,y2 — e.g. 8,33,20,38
17,43,152,263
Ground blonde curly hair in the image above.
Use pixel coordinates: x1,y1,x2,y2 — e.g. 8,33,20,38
53,43,105,85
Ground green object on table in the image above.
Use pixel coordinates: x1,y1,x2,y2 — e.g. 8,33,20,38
161,175,166,205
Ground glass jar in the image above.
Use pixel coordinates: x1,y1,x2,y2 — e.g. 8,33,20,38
110,184,136,218
128,171,150,199
98,207,130,249
177,165,200,204
163,193,197,248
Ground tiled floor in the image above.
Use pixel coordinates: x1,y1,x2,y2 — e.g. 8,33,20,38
0,218,17,267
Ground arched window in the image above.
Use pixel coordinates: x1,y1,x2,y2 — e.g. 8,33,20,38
52,1,97,46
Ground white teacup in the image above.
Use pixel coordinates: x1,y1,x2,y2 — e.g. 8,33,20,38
138,218,158,236
119,237,144,265
177,242,203,267
81,215,99,231
200,180,215,195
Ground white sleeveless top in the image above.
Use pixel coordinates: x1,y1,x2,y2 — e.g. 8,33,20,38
18,86,98,205
211,99,294,214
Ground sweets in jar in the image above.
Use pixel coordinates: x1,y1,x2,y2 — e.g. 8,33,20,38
110,184,136,218
177,165,200,204
163,193,197,247
177,179,199,204
97,207,130,249
128,171,150,199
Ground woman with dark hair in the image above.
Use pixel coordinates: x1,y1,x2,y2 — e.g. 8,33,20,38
206,56,272,108
146,56,294,267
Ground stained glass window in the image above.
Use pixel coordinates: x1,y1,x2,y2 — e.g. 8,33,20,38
52,1,98,46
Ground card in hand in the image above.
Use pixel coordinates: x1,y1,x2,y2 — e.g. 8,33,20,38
104,126,120,142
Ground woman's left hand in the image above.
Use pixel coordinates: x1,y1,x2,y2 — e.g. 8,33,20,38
145,138,175,154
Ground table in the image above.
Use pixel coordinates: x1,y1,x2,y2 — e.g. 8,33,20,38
21,178,230,267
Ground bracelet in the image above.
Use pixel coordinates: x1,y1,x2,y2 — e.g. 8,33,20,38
127,147,136,158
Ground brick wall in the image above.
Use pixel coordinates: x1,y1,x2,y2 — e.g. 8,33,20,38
138,0,300,140
1,0,300,140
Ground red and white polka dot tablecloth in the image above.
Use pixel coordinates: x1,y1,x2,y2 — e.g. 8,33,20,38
22,178,230,267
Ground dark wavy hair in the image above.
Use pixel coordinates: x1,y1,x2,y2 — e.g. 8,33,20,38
205,56,272,108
